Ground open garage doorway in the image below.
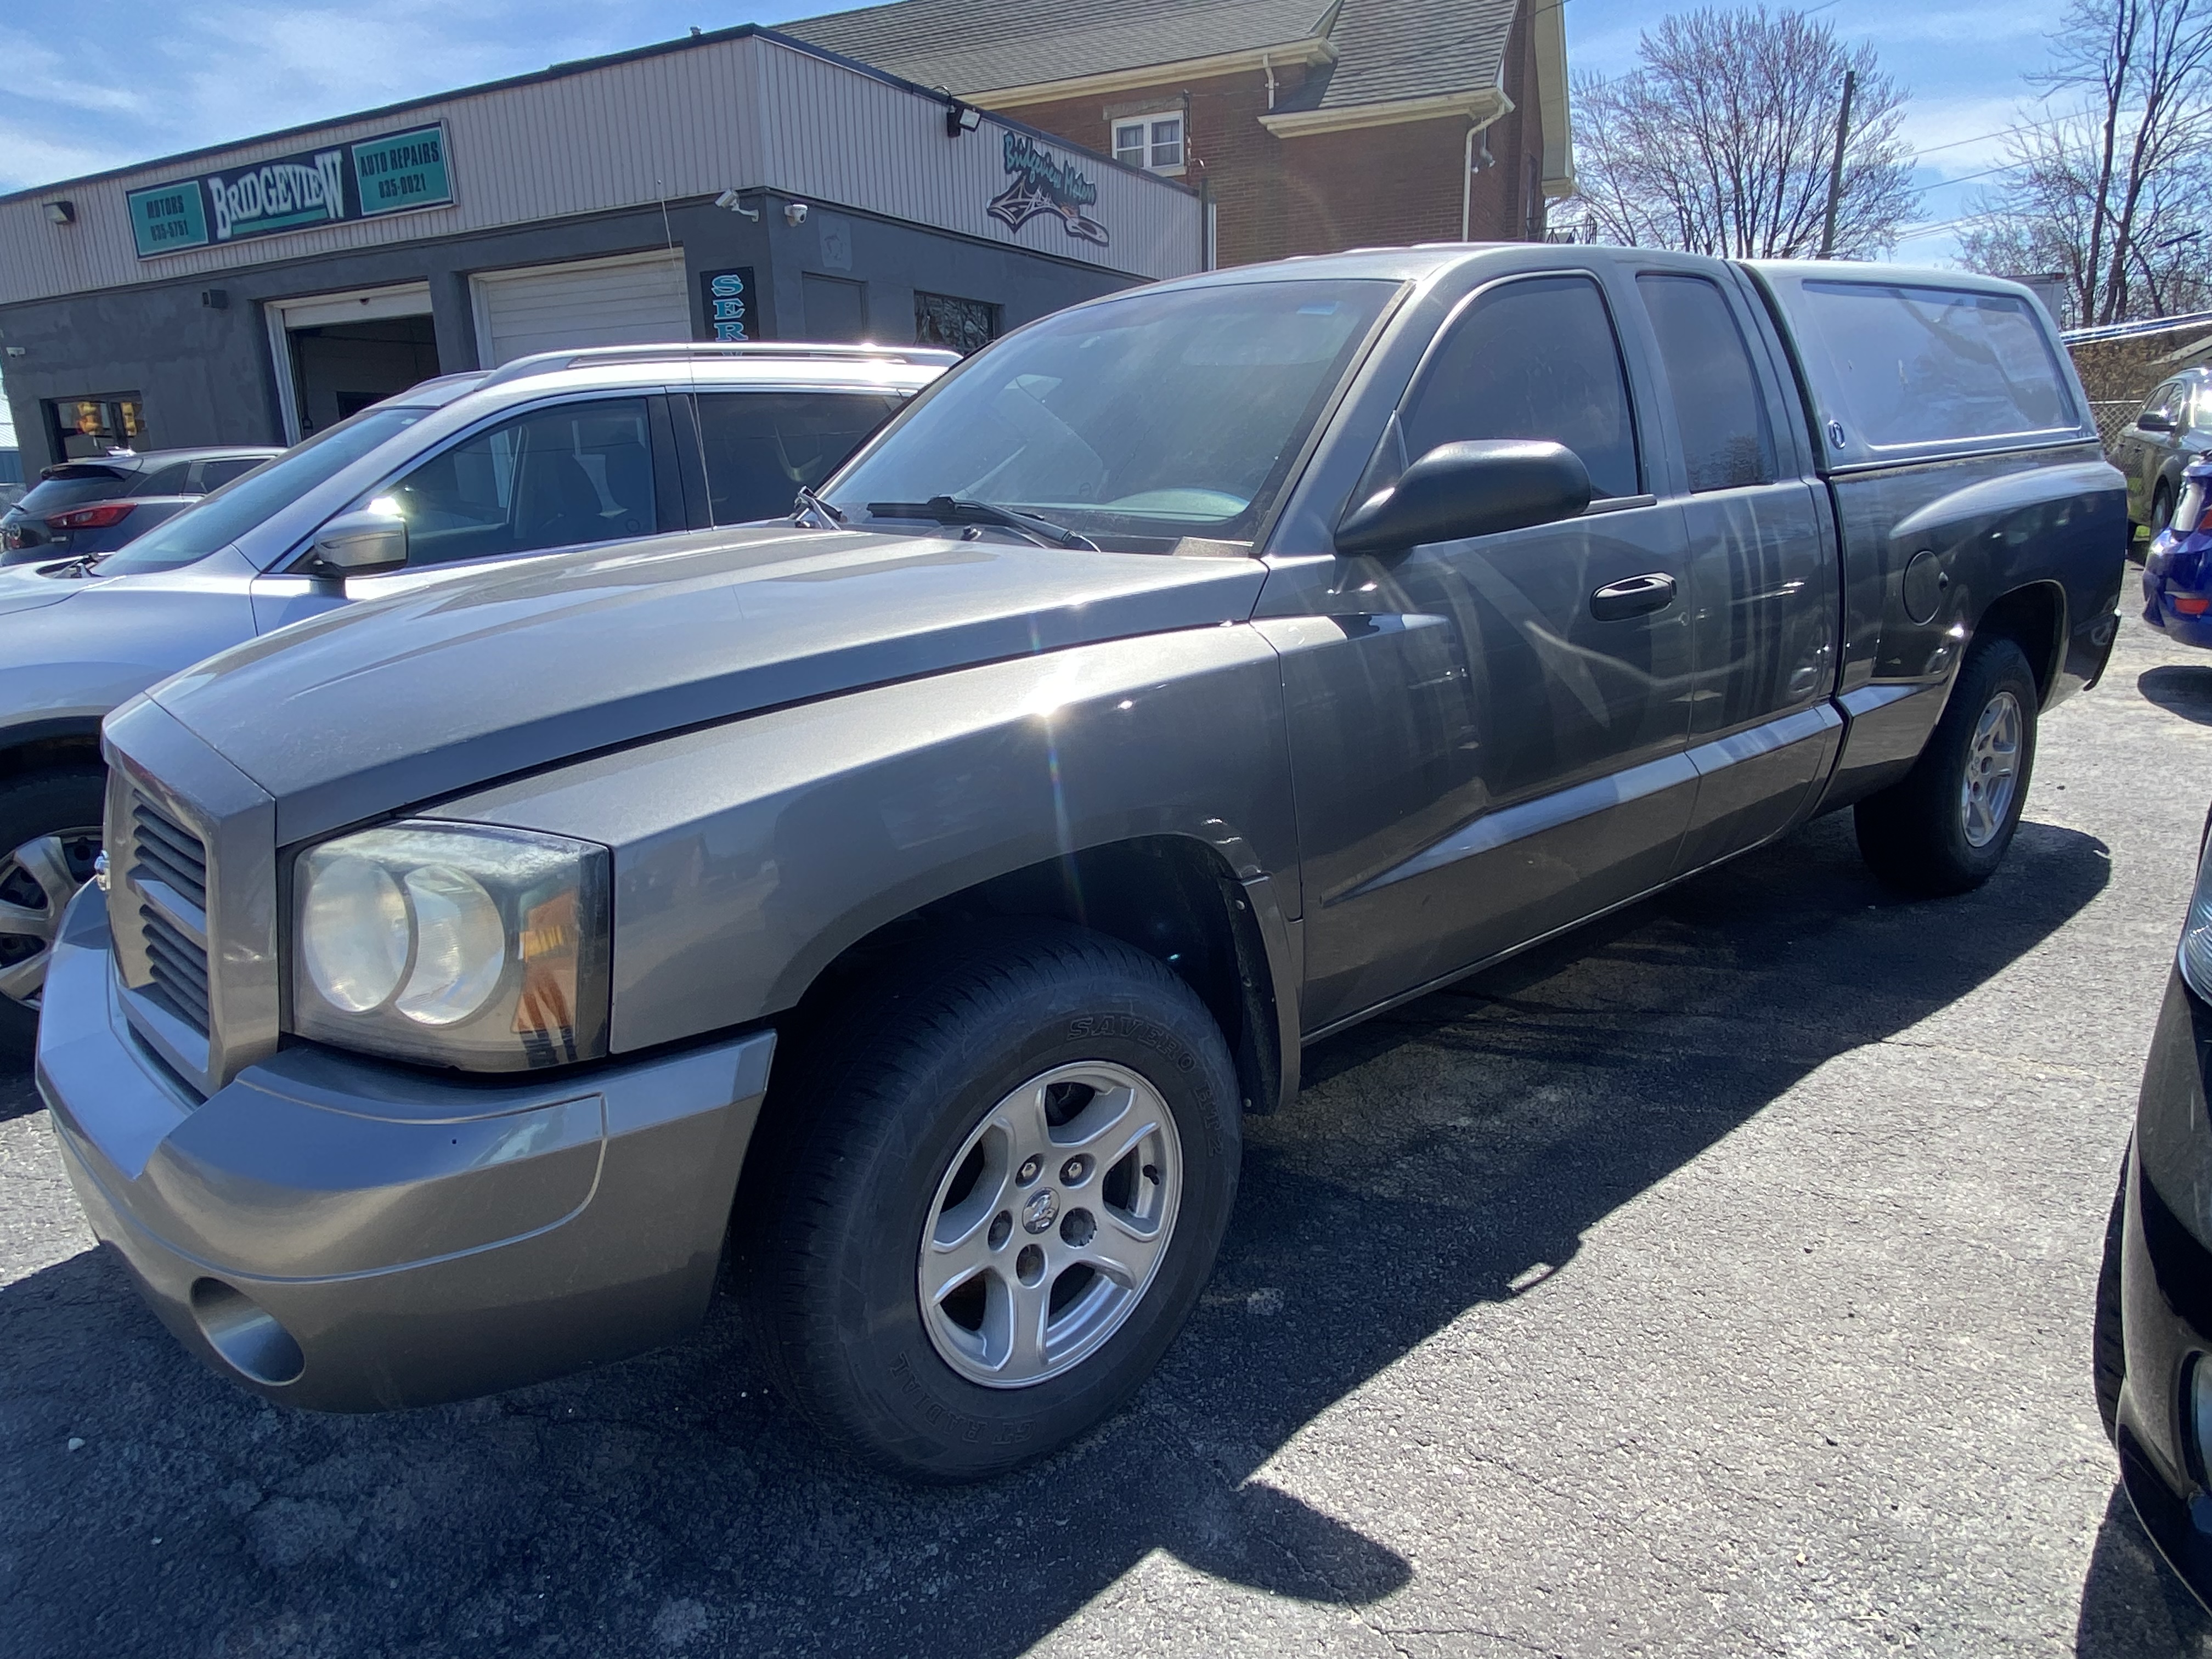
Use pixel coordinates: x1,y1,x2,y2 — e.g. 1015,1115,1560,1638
267,283,442,441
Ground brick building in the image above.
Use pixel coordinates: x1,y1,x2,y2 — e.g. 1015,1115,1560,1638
785,0,1572,269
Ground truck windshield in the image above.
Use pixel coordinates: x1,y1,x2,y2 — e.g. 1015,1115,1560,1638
95,407,430,577
823,279,1397,551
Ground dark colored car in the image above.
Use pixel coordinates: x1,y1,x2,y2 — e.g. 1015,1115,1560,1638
2117,368,2212,544
2102,809,2212,1607
0,448,280,563
40,248,2126,1481
2142,456,2212,649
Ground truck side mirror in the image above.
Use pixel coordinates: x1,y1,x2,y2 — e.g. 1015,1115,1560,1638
2139,408,2177,434
1335,439,1592,558
311,509,408,578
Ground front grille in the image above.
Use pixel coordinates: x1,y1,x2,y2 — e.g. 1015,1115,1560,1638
122,794,211,1037
129,802,207,910
140,904,211,1031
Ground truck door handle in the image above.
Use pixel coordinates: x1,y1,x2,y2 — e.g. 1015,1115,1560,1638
1589,572,1677,620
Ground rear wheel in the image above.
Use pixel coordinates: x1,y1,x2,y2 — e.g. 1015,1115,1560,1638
737,919,1241,1481
1855,636,2039,896
0,766,105,1064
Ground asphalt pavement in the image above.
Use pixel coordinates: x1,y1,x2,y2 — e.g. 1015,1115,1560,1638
6,606,2212,1657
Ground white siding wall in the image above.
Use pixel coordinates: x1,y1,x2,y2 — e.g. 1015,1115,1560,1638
0,34,1203,306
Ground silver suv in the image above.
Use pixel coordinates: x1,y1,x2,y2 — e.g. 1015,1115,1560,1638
0,341,952,1058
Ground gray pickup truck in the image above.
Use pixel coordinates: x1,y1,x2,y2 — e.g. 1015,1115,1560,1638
39,247,2123,1480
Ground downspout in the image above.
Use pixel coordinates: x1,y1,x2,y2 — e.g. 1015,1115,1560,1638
1263,52,1277,110
1463,123,1476,242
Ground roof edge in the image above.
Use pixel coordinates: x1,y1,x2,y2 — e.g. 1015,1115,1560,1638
969,37,1338,109
1260,87,1510,138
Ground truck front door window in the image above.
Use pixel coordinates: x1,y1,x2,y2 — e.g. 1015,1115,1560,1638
381,399,657,567
1401,275,1641,499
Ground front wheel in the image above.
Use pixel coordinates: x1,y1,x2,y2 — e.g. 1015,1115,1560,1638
1855,635,2039,896
737,920,1242,1480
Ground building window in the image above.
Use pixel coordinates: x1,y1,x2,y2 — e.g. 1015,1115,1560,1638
1112,116,1184,172
46,394,147,460
915,292,1000,355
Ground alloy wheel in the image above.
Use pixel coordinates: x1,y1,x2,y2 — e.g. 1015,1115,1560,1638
1960,691,2023,849
917,1060,1182,1389
0,828,101,1008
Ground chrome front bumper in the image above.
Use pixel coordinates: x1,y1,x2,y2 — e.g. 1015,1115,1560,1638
36,883,775,1411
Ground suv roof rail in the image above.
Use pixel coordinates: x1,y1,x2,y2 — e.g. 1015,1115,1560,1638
476,341,961,390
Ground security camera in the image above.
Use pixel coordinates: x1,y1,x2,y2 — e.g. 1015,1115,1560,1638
785,202,809,227
715,188,760,220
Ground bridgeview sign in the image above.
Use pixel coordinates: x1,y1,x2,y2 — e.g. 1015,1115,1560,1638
125,123,453,259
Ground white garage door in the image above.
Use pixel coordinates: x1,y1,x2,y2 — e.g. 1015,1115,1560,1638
470,249,691,367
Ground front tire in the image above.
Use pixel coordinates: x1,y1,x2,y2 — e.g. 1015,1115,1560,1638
737,920,1242,1480
0,766,106,1065
1855,635,2039,896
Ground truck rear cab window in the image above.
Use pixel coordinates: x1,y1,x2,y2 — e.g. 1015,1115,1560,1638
1402,274,1641,500
693,391,905,525
1795,282,2078,450
1638,274,1776,493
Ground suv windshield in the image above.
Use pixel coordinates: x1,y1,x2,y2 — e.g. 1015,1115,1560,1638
823,279,1396,551
97,408,429,577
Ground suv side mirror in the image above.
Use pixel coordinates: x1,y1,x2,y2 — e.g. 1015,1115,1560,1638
2140,408,2177,434
1335,439,1592,558
312,509,407,577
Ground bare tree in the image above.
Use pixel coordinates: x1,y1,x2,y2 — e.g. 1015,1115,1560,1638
1962,0,2212,325
1559,8,1918,258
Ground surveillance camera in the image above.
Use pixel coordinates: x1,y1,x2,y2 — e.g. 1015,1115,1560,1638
785,202,809,227
714,188,738,210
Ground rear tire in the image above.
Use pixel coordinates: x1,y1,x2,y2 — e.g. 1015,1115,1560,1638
2096,1154,2129,1441
0,766,106,1066
1855,636,2039,896
736,919,1241,1481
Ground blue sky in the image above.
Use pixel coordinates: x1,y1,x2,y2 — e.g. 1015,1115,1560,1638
0,0,2070,446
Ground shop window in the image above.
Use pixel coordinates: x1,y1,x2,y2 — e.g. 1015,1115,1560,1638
915,292,1000,356
47,394,147,460
1112,116,1183,172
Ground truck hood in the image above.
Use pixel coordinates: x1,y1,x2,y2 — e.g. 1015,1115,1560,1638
146,524,1268,843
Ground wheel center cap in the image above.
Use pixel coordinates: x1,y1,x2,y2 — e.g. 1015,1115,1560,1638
1023,1189,1059,1234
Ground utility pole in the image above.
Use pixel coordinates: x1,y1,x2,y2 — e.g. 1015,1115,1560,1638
1818,69,1857,259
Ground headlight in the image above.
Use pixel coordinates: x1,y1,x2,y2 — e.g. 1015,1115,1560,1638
2183,831,2212,1002
290,822,610,1070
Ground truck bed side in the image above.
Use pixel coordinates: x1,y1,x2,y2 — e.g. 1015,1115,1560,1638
1741,262,2127,810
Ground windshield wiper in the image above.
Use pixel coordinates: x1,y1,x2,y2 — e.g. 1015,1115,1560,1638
792,486,845,527
865,496,1096,551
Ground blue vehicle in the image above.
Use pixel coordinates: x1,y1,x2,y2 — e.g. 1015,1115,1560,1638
2145,456,2212,647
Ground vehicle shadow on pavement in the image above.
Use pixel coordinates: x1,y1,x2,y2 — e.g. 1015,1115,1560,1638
2139,665,2212,726
0,811,2114,1659
2074,1486,2212,1655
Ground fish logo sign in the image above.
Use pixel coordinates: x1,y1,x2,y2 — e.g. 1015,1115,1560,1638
988,132,1110,247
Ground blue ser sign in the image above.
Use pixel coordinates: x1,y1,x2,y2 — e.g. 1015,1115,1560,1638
125,123,453,259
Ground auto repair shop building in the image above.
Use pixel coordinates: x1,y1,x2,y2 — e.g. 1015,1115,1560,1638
0,26,1201,470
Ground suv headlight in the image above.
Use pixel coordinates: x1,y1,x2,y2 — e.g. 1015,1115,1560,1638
290,822,610,1070
2183,832,2212,1003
